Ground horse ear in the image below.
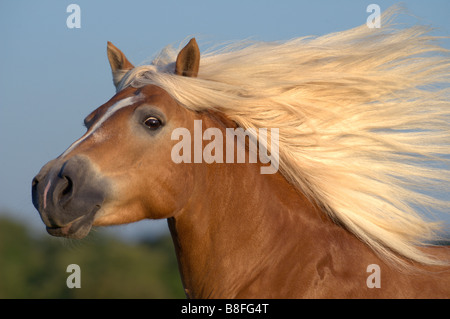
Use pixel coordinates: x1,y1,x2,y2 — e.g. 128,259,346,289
175,38,200,77
107,41,134,88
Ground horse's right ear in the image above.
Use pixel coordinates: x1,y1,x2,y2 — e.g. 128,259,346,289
107,41,134,89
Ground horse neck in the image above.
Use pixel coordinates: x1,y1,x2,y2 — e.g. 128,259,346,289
167,154,341,298
165,113,450,298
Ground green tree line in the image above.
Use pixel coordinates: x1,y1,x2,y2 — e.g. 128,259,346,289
0,215,185,298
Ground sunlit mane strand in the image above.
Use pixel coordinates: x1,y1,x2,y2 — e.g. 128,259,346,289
118,8,450,267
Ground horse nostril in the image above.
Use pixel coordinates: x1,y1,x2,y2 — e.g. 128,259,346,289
58,175,74,207
61,176,73,197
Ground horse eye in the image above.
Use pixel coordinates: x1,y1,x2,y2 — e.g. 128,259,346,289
143,116,162,130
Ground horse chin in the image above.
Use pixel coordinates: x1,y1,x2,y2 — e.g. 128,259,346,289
45,207,99,239
46,222,92,239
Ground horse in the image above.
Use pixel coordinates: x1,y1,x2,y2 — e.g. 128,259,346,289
32,12,450,298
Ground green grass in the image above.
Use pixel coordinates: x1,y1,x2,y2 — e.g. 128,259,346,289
0,216,185,299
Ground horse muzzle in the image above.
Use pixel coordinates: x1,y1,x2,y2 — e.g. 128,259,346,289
32,155,109,239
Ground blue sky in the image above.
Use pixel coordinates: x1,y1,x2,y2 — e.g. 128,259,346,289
1,0,449,241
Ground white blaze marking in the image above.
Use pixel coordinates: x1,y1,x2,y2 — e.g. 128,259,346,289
43,180,51,209
61,94,142,157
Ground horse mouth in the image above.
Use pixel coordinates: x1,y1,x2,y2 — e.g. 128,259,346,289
46,206,100,239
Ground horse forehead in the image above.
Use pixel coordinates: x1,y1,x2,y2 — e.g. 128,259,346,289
138,84,178,106
92,87,138,114
93,85,176,117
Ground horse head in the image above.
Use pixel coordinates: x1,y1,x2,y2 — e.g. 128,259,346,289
32,39,202,239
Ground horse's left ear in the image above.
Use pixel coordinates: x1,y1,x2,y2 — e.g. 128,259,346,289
107,41,135,89
175,38,200,77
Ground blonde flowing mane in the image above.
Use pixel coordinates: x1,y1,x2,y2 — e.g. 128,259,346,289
117,8,450,267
